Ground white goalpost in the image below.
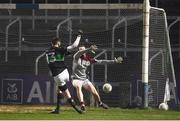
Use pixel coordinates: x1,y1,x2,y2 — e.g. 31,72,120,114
142,0,178,108
142,0,150,108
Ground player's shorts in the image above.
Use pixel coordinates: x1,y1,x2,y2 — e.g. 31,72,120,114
72,78,92,88
53,69,69,86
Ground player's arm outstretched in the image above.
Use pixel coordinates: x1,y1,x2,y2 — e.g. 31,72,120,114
95,56,123,64
73,45,97,61
67,30,83,52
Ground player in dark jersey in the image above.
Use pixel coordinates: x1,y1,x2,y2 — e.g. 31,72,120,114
45,31,83,114
71,45,123,112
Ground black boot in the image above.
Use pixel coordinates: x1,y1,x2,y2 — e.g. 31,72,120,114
99,102,109,109
68,98,83,114
50,92,62,114
50,108,59,114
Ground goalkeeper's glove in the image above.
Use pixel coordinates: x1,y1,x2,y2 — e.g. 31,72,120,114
115,56,123,63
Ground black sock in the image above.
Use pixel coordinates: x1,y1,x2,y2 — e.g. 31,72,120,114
67,98,76,107
56,92,61,110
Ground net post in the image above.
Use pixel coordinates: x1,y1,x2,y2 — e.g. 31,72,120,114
142,0,150,108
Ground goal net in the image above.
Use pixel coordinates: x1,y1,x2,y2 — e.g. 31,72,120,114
148,7,177,106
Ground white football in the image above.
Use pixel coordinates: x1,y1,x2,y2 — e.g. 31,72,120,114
103,83,112,93
159,102,168,111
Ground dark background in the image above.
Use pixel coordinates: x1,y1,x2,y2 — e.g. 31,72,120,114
0,0,180,15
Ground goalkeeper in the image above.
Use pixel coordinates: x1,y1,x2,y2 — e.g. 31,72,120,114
45,30,83,114
71,45,123,112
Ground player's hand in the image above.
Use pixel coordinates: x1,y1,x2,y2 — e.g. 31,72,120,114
90,45,98,51
115,56,123,63
78,29,83,35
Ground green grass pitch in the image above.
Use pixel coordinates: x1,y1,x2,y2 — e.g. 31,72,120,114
0,105,180,120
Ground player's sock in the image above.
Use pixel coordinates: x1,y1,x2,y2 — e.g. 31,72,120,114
80,102,86,112
50,92,61,114
56,92,61,111
99,101,109,109
67,98,83,114
98,101,102,105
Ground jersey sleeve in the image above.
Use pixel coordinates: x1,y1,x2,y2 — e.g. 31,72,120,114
67,35,81,52
73,48,91,61
94,59,115,64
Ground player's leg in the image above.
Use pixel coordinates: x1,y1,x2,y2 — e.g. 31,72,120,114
60,86,82,114
72,79,85,111
57,69,82,114
83,80,109,109
50,74,65,114
50,90,63,114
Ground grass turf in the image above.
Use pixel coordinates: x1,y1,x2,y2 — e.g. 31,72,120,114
0,105,180,120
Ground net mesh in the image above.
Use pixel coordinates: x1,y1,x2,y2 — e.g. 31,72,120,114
149,8,175,105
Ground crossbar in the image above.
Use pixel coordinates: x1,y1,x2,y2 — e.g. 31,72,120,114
0,3,143,10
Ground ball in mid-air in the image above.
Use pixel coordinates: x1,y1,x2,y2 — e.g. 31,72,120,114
159,102,168,111
103,83,112,93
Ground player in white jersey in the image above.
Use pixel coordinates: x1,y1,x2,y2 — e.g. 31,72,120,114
71,45,123,111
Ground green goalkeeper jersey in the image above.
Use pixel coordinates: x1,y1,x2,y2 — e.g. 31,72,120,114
45,47,70,76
